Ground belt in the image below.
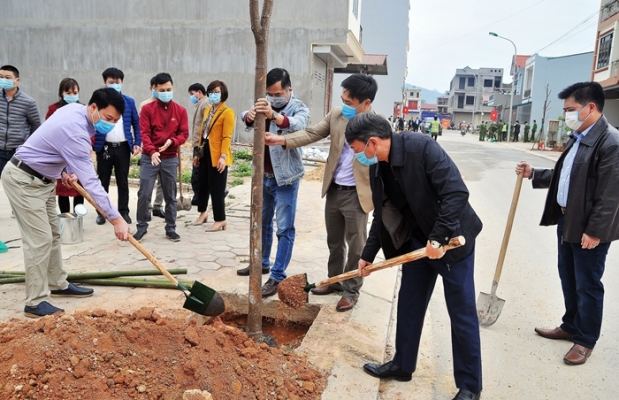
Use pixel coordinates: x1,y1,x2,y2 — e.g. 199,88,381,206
104,141,128,147
331,183,356,191
10,156,52,184
560,207,566,214
264,171,275,179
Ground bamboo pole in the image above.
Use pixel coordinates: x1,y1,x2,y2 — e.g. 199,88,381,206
0,269,188,285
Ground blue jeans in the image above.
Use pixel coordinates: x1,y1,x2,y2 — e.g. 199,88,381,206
262,177,299,282
557,215,610,349
0,149,16,177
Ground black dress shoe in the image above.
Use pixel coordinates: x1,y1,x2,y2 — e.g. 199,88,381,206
51,283,94,298
122,214,132,224
152,209,166,219
261,278,279,298
166,231,181,242
96,215,106,225
236,266,270,276
363,361,412,381
133,229,147,242
453,389,481,400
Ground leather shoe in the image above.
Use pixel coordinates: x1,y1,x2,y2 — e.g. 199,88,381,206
152,209,165,219
51,283,94,298
310,285,336,295
563,344,592,365
96,215,106,225
261,278,279,298
362,360,411,381
133,229,147,242
535,326,574,341
24,301,64,318
453,389,481,400
336,296,356,312
236,266,270,276
122,214,132,224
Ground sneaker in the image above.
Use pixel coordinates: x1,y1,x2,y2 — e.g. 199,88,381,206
236,266,270,276
50,283,94,297
133,229,147,241
152,209,166,219
261,278,280,298
122,214,132,224
166,231,181,242
24,301,64,318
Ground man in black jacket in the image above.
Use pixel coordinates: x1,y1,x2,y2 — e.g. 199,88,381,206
516,82,619,366
346,113,483,400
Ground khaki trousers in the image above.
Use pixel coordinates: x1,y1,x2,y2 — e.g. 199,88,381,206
325,186,367,300
2,163,69,306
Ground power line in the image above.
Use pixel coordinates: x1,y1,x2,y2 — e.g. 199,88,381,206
534,10,599,54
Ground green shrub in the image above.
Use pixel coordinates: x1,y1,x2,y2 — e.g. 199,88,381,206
232,161,252,177
230,178,244,187
128,168,140,179
233,149,253,161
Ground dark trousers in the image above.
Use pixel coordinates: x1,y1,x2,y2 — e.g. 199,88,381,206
393,235,482,393
96,142,131,216
191,165,200,202
0,149,16,177
324,185,367,300
196,142,227,221
58,195,84,214
136,154,178,233
557,216,610,349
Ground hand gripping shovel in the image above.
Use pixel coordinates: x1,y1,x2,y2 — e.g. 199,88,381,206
71,182,224,316
477,172,524,327
177,148,192,211
278,236,466,308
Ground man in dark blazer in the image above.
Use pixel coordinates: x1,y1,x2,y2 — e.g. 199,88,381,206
516,81,619,366
346,113,483,400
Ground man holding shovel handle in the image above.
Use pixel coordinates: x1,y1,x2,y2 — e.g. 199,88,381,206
348,113,483,400
1,88,130,318
515,81,619,366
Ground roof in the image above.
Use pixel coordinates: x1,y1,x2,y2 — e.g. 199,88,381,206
420,104,437,110
334,54,388,75
511,55,530,74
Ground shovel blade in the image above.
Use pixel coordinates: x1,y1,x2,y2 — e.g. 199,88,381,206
182,281,226,317
477,292,505,327
177,197,192,211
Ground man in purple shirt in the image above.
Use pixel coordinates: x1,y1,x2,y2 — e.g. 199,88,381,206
1,88,130,318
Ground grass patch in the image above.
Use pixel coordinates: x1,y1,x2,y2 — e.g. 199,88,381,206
230,178,244,187
233,149,253,161
232,161,252,177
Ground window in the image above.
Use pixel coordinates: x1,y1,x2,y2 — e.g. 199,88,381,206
466,96,474,105
410,91,415,96
468,77,475,86
459,77,466,90
457,95,464,108
597,33,613,69
494,78,502,88
484,79,493,88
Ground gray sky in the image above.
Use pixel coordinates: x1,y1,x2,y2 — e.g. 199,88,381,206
406,0,601,92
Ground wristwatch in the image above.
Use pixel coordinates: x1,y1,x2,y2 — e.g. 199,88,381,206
430,240,441,249
270,111,280,121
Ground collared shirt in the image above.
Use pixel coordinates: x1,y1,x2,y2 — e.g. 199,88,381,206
14,104,120,220
557,124,594,207
105,116,126,143
333,141,356,186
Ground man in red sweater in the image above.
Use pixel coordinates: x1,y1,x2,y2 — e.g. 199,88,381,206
134,73,189,242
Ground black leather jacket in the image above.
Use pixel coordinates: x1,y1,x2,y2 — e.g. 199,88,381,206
361,132,483,267
533,116,619,243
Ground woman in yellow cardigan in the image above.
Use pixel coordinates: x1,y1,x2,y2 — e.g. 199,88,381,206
192,80,235,231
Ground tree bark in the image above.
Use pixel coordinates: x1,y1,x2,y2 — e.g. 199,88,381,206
247,0,274,339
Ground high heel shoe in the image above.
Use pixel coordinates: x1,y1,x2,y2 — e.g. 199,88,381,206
193,213,208,226
206,221,227,232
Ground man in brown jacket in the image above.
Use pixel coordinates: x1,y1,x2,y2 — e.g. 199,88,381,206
265,74,377,311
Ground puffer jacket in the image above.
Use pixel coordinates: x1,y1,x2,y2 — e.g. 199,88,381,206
1,89,41,151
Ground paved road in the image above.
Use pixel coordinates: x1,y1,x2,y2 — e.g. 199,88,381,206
379,130,619,399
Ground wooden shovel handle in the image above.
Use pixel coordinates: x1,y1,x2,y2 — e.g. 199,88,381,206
491,172,524,290
71,182,180,286
177,148,184,197
315,236,465,288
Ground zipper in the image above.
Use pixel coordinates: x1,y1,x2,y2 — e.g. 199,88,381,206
3,99,9,151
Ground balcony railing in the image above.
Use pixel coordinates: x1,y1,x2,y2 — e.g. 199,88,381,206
601,0,619,22
612,59,619,76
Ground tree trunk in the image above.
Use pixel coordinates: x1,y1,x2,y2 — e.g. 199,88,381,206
247,0,273,340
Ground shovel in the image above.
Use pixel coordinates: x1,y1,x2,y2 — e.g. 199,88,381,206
71,182,225,316
177,148,192,211
477,172,524,327
278,236,466,308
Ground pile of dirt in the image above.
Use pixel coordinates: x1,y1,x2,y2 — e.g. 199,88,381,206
277,275,308,309
303,164,325,182
0,308,327,400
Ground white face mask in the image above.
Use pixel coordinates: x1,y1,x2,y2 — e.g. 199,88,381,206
564,104,591,131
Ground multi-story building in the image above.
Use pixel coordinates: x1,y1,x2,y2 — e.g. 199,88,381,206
592,0,619,126
0,0,376,142
437,96,449,115
447,67,504,127
402,85,422,119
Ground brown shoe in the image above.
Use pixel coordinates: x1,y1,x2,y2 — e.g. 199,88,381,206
563,344,592,365
336,296,356,312
311,286,336,295
534,326,574,341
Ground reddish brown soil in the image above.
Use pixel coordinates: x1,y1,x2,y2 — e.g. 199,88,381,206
222,315,310,349
277,275,308,309
0,308,327,400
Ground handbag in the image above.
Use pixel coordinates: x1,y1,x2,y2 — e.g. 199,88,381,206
196,106,228,158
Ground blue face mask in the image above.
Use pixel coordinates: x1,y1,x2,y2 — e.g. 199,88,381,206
107,83,122,92
63,94,79,104
354,140,378,166
0,78,15,90
190,94,198,104
208,92,221,104
158,91,173,103
342,103,360,120
93,110,116,134
152,89,158,99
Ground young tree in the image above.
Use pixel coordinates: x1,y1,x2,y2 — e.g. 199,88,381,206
535,84,551,150
248,0,274,341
